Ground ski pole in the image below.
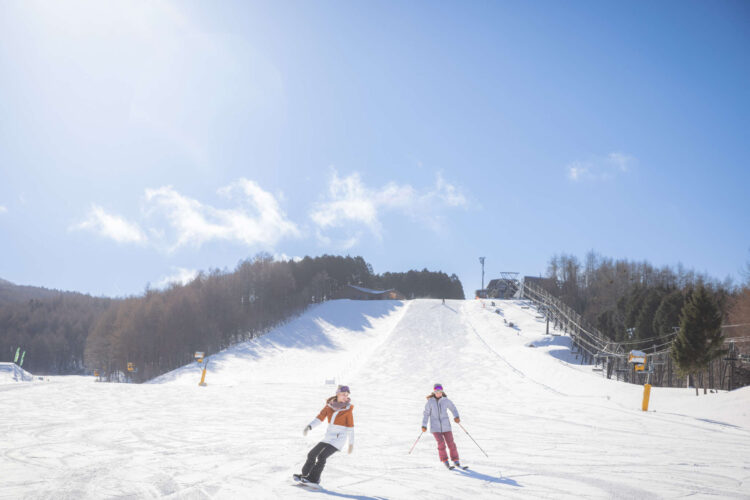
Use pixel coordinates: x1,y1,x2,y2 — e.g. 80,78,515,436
408,431,424,454
458,422,489,458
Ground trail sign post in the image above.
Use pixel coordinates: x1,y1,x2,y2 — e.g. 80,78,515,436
629,350,651,410
628,350,646,364
195,352,208,386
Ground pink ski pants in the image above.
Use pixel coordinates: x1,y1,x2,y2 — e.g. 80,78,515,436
432,431,459,462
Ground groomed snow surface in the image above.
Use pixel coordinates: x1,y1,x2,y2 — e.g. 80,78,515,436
2,299,749,499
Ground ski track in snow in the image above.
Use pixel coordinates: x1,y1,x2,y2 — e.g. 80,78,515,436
2,299,750,499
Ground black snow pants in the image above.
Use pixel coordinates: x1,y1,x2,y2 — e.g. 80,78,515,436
301,442,338,483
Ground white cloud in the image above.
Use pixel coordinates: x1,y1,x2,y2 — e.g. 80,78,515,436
566,152,636,182
74,172,464,253
144,179,300,251
435,172,467,207
310,171,389,237
73,178,299,251
310,169,468,247
155,267,198,288
0,205,7,214
273,253,303,263
607,152,635,173
567,163,588,181
71,205,148,244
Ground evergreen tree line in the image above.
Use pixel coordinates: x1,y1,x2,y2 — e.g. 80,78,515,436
543,251,750,391
374,269,464,300
0,254,464,380
544,252,734,345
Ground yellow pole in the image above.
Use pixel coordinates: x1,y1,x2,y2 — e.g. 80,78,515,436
199,367,207,386
642,383,651,411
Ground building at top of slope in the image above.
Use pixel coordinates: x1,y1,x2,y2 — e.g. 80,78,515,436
478,272,527,299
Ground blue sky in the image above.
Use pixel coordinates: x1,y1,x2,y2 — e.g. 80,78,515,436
0,0,748,297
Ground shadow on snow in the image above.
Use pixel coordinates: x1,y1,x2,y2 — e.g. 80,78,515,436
296,485,388,500
430,303,458,314
455,468,522,487
529,336,591,366
151,300,402,383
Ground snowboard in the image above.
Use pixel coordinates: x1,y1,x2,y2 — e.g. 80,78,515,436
292,475,322,490
293,482,322,491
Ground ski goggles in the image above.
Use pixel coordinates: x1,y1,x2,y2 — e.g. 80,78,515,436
433,384,444,391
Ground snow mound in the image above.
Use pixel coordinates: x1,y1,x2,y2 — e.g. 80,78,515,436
150,299,408,386
0,362,33,384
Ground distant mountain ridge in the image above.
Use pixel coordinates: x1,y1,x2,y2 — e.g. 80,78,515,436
0,278,72,305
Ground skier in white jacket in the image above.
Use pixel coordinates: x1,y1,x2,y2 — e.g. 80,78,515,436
421,383,462,469
294,385,354,486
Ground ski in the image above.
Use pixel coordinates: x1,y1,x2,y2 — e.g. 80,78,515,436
442,461,469,471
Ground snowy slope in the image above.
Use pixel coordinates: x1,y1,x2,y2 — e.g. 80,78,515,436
150,299,409,387
1,299,749,499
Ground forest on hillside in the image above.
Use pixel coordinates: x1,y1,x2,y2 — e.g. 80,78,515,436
541,251,750,350
0,278,69,305
0,254,464,379
536,252,750,391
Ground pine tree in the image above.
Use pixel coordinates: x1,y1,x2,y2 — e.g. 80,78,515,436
634,288,666,341
671,286,724,395
653,290,684,338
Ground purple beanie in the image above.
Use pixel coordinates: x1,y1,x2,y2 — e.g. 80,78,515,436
337,385,350,394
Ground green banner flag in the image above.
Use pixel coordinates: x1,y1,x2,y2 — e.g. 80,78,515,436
20,351,26,367
14,347,20,363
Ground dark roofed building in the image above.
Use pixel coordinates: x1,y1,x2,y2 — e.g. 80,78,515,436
485,272,521,298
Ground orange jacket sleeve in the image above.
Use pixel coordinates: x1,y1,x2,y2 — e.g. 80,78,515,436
316,406,332,422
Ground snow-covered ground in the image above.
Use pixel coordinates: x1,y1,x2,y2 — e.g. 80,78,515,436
1,299,749,499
